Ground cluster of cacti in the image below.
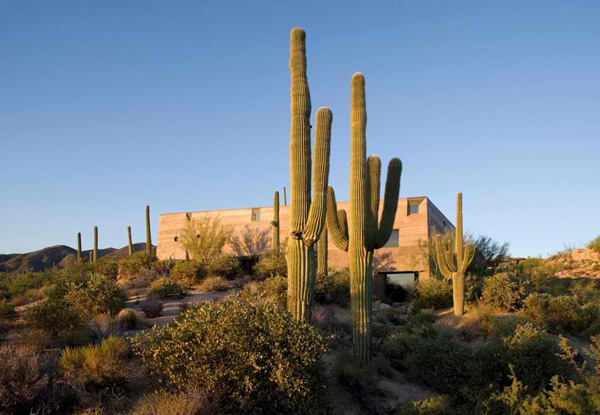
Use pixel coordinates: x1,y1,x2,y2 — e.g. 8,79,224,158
327,74,402,362
77,232,82,263
127,226,133,256
317,227,327,276
435,193,475,316
286,28,332,322
93,226,98,263
272,191,280,253
146,205,152,257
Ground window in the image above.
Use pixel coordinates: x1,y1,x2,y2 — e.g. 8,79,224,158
383,229,399,247
251,208,261,222
173,236,178,242
409,203,419,215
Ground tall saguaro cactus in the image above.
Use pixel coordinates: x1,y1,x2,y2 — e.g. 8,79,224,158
93,226,98,263
287,28,332,322
127,226,133,256
435,193,475,316
327,73,402,362
77,233,82,263
145,205,152,257
272,191,280,253
283,187,287,206
317,228,328,276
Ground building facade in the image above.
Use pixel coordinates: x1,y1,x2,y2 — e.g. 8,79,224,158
157,196,454,279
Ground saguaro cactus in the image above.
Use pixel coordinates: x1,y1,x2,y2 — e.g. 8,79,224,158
287,28,332,322
127,226,133,256
77,233,82,263
272,191,280,253
283,186,287,206
317,228,328,276
145,205,152,257
93,226,98,263
435,193,475,316
327,73,402,362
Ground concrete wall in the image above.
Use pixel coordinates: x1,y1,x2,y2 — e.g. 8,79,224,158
157,197,454,278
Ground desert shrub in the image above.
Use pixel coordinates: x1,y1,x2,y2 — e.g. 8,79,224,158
93,257,119,279
132,296,329,414
0,300,16,321
314,271,350,307
0,344,50,414
333,353,387,411
398,396,458,415
206,254,243,279
230,224,271,257
413,277,453,310
89,314,118,337
570,279,600,304
198,276,231,293
170,260,206,286
141,298,164,318
382,331,419,369
522,293,585,333
118,252,155,279
0,271,46,301
59,336,129,389
65,273,126,318
179,217,233,263
149,278,184,299
59,327,96,348
242,275,287,309
117,308,138,330
25,298,84,336
587,235,600,253
254,251,287,279
133,389,215,415
480,272,526,312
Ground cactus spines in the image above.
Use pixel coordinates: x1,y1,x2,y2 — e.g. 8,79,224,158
317,227,328,276
127,226,133,256
327,73,402,362
287,28,332,322
272,191,280,253
93,226,98,263
145,205,152,257
435,193,475,316
77,233,82,263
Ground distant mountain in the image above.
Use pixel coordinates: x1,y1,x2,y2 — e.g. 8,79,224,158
0,243,154,274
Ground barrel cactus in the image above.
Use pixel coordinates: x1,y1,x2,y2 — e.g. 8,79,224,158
435,193,475,316
286,28,332,322
327,73,402,362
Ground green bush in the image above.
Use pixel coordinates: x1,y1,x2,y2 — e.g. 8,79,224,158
118,252,155,279
25,298,84,336
413,278,453,310
198,276,231,293
65,273,126,318
206,254,243,279
242,276,288,309
141,298,164,318
254,252,287,279
480,272,526,312
170,260,206,286
149,278,184,299
59,336,129,388
382,331,419,369
0,272,46,301
93,257,119,279
314,271,350,307
0,300,16,321
587,235,600,253
132,296,329,414
522,293,585,333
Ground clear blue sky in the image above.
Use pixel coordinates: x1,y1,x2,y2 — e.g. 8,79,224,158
1,1,599,257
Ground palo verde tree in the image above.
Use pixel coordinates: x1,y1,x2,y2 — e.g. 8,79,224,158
286,28,332,322
327,73,402,362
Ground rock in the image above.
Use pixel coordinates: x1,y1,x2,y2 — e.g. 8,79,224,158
379,303,393,311
572,249,600,262
373,300,382,312
396,305,408,314
420,308,433,315
407,304,413,315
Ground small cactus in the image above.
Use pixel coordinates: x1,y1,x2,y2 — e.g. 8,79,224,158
435,193,475,316
146,205,152,257
317,228,327,276
127,226,133,256
327,73,402,362
287,28,332,322
77,232,82,263
272,191,280,253
93,226,98,263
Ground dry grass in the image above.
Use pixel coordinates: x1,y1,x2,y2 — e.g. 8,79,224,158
198,276,231,293
132,389,215,415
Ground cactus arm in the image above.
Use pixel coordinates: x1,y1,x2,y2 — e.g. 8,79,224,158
455,193,463,265
435,235,453,279
326,186,349,251
374,158,402,249
460,243,476,273
317,227,328,275
303,107,332,245
365,155,381,250
445,248,458,272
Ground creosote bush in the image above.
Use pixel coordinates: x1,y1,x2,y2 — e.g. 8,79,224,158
65,273,126,318
522,293,586,333
254,252,287,279
25,298,84,336
149,278,184,299
93,256,119,279
206,254,243,279
118,252,156,279
132,296,329,414
198,276,231,293
141,298,164,318
169,260,206,286
133,389,215,415
480,272,526,311
0,300,17,321
314,271,350,307
413,277,453,310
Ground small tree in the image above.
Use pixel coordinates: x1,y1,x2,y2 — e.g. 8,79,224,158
179,217,232,264
229,224,270,257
